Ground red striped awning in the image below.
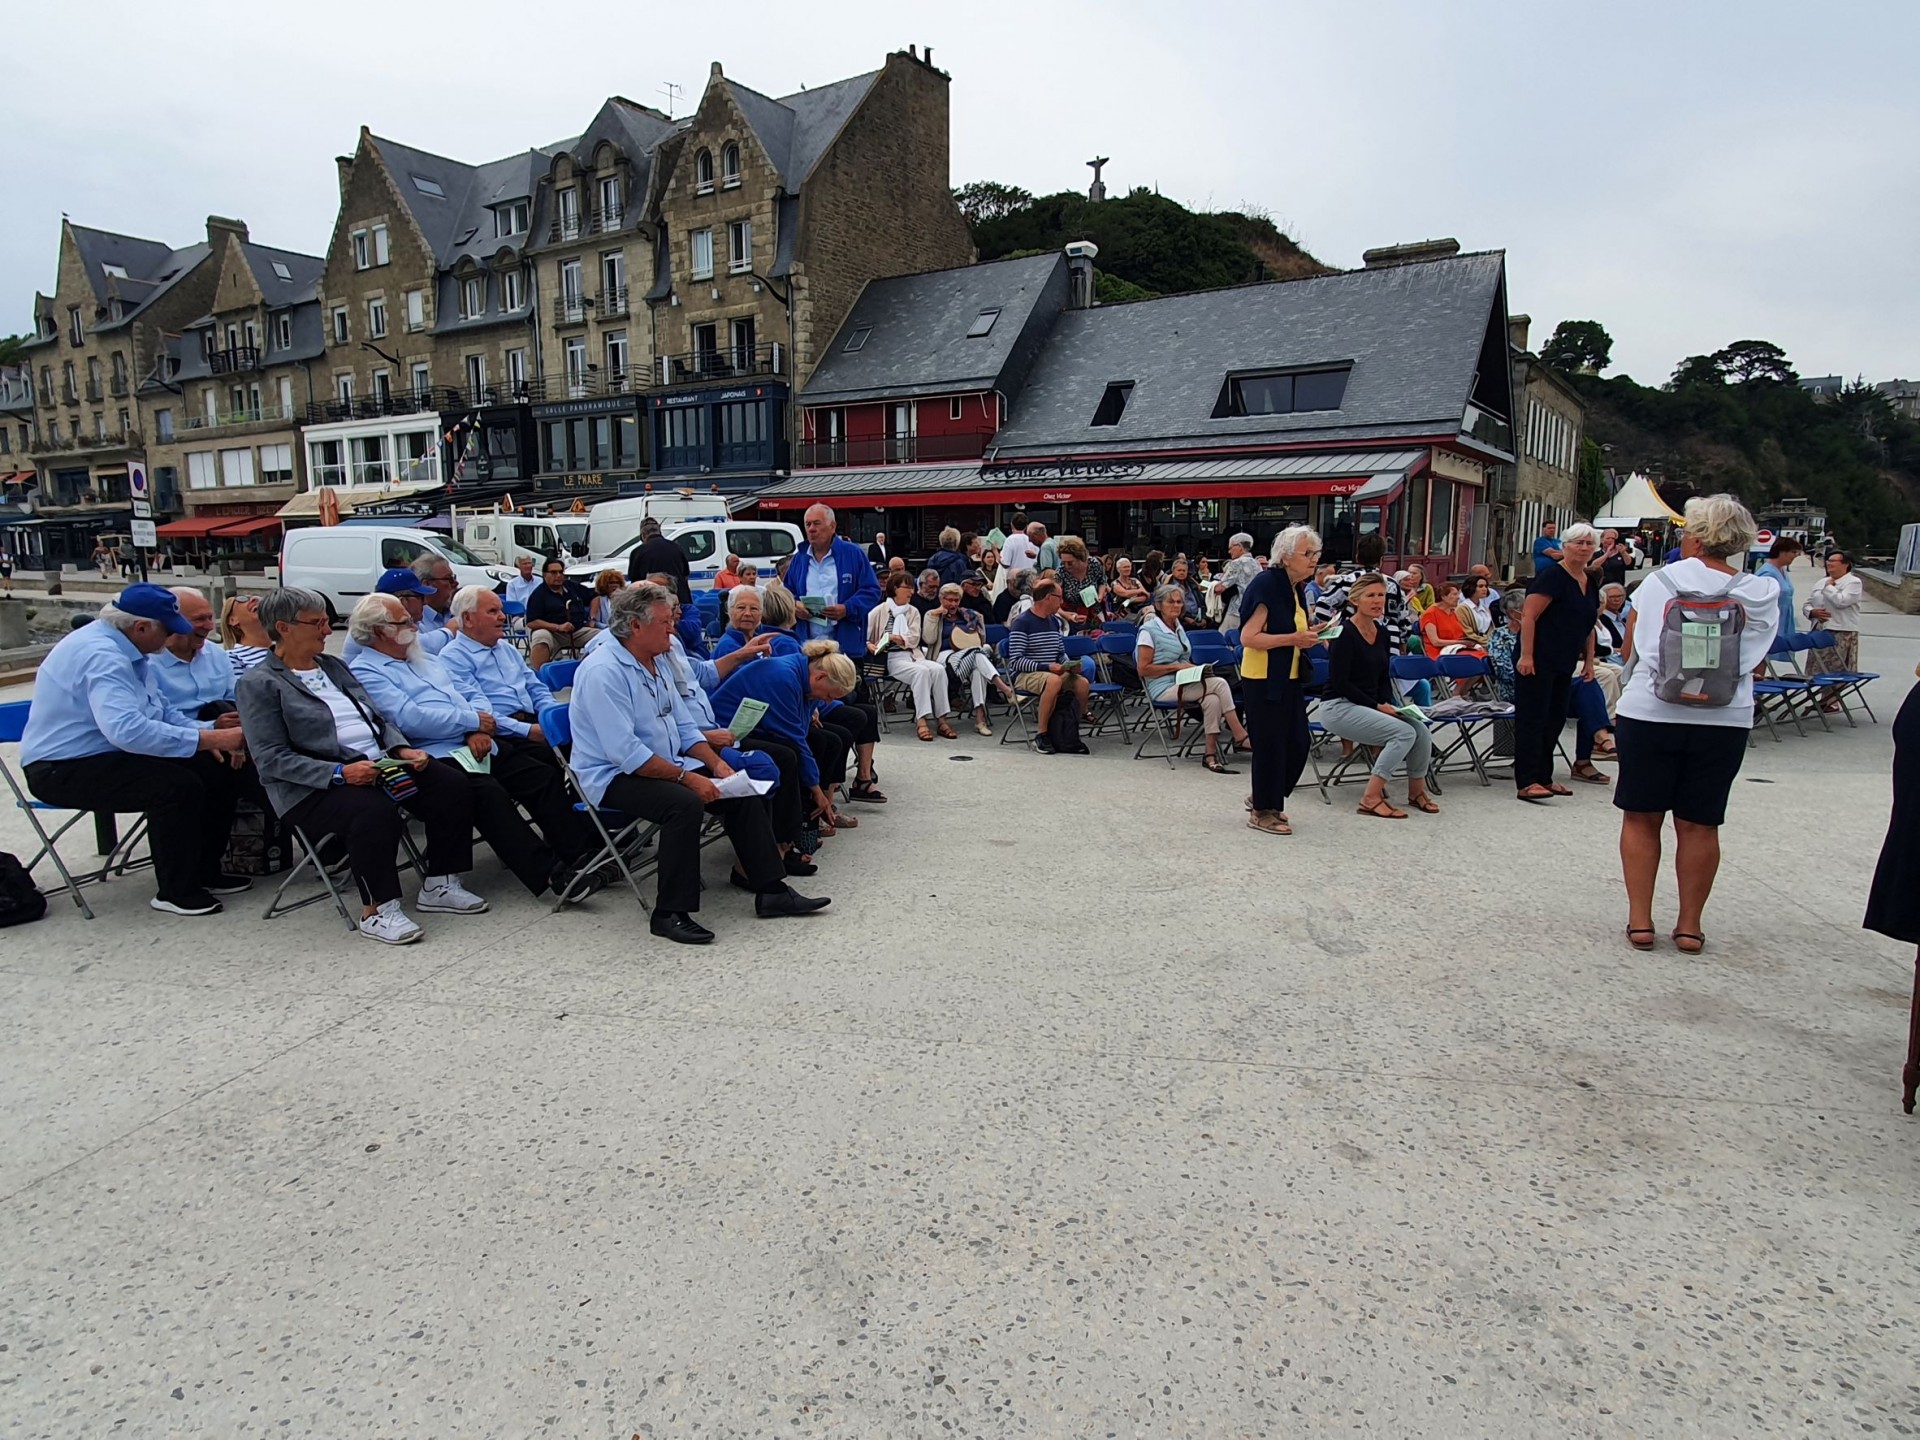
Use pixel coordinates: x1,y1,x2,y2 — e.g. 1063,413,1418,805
210,516,284,537
155,516,233,538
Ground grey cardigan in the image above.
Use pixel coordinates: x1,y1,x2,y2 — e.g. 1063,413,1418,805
236,653,408,818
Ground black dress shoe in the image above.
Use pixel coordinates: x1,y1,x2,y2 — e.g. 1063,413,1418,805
649,911,714,945
754,885,831,918
552,859,614,900
783,853,819,876
728,869,757,894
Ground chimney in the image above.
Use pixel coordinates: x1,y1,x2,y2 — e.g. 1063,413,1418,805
336,155,354,203
1064,240,1099,310
1508,313,1531,352
1361,238,1462,269
206,215,249,248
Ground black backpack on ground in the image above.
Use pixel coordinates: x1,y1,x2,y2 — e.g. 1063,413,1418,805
1045,692,1082,751
0,851,48,927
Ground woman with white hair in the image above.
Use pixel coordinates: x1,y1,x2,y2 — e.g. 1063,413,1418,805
1211,531,1263,630
1235,525,1329,834
924,581,1014,736
1614,494,1780,953
1514,521,1601,803
1137,582,1250,772
868,571,957,740
928,526,969,587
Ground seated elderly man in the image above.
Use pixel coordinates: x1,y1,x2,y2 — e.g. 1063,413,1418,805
342,566,445,664
345,593,591,899
568,583,829,944
20,584,252,915
503,554,541,607
411,551,460,653
150,585,243,725
1004,578,1091,753
238,587,483,944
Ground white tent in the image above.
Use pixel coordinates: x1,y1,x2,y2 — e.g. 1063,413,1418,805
1593,472,1683,528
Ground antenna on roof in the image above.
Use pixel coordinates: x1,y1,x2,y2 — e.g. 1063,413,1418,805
659,81,684,119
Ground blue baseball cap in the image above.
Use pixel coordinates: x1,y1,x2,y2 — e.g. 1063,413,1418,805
375,567,435,596
116,583,193,635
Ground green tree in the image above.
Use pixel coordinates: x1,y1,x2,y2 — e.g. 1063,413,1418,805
0,334,27,367
1541,320,1613,375
1577,437,1610,518
1710,339,1796,384
1669,354,1723,389
951,181,1034,226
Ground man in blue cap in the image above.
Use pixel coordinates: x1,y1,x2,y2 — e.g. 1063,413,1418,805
341,567,447,663
20,585,252,915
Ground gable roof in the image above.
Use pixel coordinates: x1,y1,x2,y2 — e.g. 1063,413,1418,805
987,250,1511,459
239,241,325,307
68,224,175,302
571,96,676,203
368,133,570,266
723,70,880,190
802,253,1068,405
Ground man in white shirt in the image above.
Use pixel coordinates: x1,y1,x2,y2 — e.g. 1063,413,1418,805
1001,519,1040,575
503,555,541,607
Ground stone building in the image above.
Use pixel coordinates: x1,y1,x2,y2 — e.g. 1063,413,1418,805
142,226,326,556
12,219,224,564
1501,313,1585,576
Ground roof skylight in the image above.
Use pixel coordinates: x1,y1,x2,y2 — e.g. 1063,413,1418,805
271,261,293,281
101,263,128,278
411,174,446,197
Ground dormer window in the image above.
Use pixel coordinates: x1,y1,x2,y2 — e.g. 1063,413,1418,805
721,143,741,187
694,149,715,194
1211,365,1350,418
493,200,529,238
597,176,622,227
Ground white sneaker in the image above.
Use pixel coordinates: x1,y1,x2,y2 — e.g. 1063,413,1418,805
416,875,489,914
359,899,423,945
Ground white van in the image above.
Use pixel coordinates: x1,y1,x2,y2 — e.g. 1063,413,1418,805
586,494,731,559
281,526,515,621
456,511,591,568
566,519,801,591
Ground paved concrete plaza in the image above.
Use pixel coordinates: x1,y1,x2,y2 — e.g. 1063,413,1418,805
3,591,1916,1437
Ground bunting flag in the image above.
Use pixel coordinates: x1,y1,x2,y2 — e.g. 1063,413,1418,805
447,412,480,489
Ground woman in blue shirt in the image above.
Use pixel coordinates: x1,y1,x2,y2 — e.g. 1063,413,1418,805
709,641,858,832
1135,585,1248,773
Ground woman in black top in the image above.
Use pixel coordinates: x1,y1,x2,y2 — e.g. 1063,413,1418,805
1317,573,1438,818
1237,525,1328,835
1515,522,1601,801
1864,668,1920,1112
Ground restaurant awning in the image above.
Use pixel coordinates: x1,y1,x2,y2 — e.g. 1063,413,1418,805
276,482,443,519
749,449,1432,511
155,516,234,539
209,515,284,537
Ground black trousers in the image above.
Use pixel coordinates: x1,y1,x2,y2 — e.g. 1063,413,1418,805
743,735,804,843
1241,686,1310,812
25,749,243,902
812,700,879,786
600,774,783,914
285,760,474,906
1512,669,1572,790
489,734,596,865
432,757,555,895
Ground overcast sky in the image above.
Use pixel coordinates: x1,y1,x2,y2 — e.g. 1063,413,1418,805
8,0,1914,387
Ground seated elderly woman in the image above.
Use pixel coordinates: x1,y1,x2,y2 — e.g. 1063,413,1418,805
1108,555,1151,616
588,568,624,630
1316,573,1439,817
990,567,1033,625
1486,588,1613,782
235,587,484,946
924,581,1015,736
1137,582,1250,772
1166,555,1205,624
868,571,957,740
715,582,802,658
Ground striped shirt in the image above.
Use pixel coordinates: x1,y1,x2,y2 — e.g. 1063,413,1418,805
1005,609,1067,673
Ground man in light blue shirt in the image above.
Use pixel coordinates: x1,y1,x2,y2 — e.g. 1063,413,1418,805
412,552,459,653
20,585,252,915
502,555,541,607
568,582,826,944
149,586,239,728
345,593,580,898
342,567,453,662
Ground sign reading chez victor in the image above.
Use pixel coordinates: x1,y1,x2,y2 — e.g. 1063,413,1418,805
993,460,1147,483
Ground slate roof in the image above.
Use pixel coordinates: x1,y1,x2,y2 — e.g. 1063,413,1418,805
369,133,570,267
801,253,1068,405
239,242,325,307
570,97,676,209
987,251,1510,459
65,224,211,333
725,70,879,190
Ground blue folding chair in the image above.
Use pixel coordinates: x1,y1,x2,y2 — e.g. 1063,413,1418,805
538,658,581,694
538,702,655,913
1426,653,1514,786
500,598,531,653
1798,630,1880,725
0,699,99,917
1076,634,1134,739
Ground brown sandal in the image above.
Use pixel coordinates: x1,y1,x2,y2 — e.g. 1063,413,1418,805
936,719,959,739
1570,763,1610,785
1246,809,1292,836
1357,796,1408,819
1407,793,1440,814
915,720,935,742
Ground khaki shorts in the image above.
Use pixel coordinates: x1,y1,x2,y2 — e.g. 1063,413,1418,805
1014,671,1054,695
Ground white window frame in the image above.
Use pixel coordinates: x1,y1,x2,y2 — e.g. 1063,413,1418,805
336,374,354,405
728,219,752,274
563,337,588,397
367,298,387,338
466,354,488,397
502,268,523,312
690,228,714,281
351,229,370,270
721,143,741,188
260,442,294,485
219,447,256,487
605,330,628,384
950,396,964,421
331,307,349,344
461,277,484,320
372,224,389,266
372,369,391,403
558,188,581,240
411,363,433,398
694,149,714,194
275,314,292,349
405,289,425,331
560,259,585,323
186,451,217,490
505,347,527,390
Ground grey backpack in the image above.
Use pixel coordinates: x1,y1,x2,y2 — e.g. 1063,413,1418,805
1637,572,1748,707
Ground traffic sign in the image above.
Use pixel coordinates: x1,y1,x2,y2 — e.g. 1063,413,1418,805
131,498,152,519
128,460,149,499
1754,527,1775,548
130,519,157,548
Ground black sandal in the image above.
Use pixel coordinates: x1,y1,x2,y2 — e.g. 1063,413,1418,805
847,779,888,804
1671,931,1705,955
1201,755,1239,775
1627,926,1656,951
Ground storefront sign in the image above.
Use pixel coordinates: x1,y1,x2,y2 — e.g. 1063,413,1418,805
532,396,643,420
355,499,436,518
996,460,1146,483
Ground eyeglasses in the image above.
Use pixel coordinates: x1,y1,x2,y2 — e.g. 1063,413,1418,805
289,615,330,631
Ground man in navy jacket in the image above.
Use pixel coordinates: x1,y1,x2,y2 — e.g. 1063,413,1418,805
783,504,880,657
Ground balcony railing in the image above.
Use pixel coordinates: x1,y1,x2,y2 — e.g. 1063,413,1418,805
61,384,79,405
37,428,143,454
303,387,466,425
208,345,262,376
796,431,994,469
657,341,784,387
560,294,589,325
602,284,629,317
185,401,296,432
548,213,584,244
591,206,623,233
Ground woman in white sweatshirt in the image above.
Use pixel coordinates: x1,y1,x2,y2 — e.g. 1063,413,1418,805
1803,549,1865,711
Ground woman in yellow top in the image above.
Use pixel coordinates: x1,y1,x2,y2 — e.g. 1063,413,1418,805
1236,525,1332,835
